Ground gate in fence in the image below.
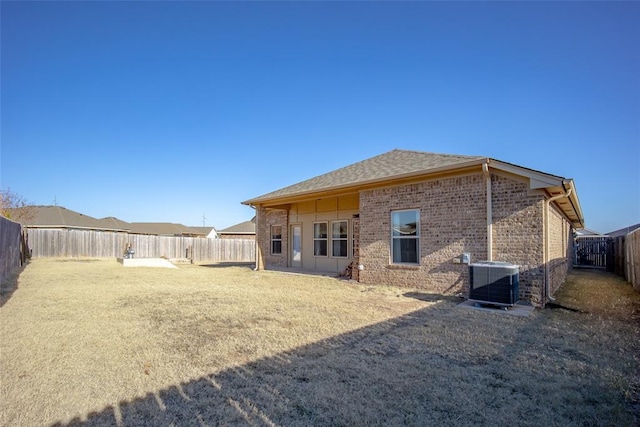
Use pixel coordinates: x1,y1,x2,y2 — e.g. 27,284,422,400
573,236,608,269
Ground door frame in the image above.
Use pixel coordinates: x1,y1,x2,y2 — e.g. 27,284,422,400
290,223,302,268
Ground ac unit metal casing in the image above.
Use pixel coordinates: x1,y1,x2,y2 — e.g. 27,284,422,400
469,261,519,306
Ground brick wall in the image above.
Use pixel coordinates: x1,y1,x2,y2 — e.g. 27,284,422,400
491,175,546,306
255,171,573,308
358,173,551,306
261,208,288,268
358,174,487,295
255,207,267,270
351,215,360,281
548,203,572,296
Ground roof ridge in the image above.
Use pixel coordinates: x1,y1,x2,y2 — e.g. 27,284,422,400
391,148,483,159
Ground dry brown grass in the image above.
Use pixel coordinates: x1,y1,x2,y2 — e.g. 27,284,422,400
1,259,638,426
554,268,640,323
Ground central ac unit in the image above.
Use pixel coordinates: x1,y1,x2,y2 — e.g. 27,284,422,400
469,261,519,306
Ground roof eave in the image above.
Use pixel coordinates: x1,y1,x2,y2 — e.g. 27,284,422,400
489,160,584,229
218,231,255,235
563,179,585,229
488,159,565,189
243,156,586,229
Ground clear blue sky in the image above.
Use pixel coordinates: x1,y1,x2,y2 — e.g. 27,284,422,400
1,1,638,232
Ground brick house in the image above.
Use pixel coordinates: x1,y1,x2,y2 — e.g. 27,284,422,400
216,217,256,240
243,149,584,307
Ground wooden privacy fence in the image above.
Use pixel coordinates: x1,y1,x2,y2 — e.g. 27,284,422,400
623,229,639,292
607,229,640,292
0,216,28,284
27,228,255,263
608,236,626,277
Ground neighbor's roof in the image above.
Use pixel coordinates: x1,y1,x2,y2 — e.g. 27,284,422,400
575,228,606,237
190,226,217,236
128,222,205,236
217,217,256,235
16,206,127,231
99,216,132,231
13,206,209,236
607,223,640,238
243,149,584,228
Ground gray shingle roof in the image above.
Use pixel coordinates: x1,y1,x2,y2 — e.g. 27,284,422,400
217,218,256,234
607,223,640,238
15,207,208,235
244,149,484,204
17,206,127,231
190,226,216,236
128,222,205,236
99,216,132,231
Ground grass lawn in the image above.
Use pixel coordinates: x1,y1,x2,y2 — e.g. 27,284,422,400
1,259,638,426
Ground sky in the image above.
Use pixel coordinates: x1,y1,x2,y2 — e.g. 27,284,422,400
1,1,638,233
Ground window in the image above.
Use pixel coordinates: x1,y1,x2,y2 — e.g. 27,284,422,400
271,225,282,255
313,222,328,256
332,220,348,257
391,210,419,264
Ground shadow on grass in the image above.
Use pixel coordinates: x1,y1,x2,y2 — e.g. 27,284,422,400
403,291,463,303
545,302,584,313
0,263,27,308
198,262,255,269
52,292,637,426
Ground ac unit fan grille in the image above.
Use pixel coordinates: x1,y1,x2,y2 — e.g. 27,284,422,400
469,262,519,306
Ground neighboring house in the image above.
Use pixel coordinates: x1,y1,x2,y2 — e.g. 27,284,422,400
13,206,128,232
217,217,256,240
607,224,640,239
243,149,584,308
12,206,209,237
190,226,219,239
128,222,207,237
100,216,133,232
574,228,606,237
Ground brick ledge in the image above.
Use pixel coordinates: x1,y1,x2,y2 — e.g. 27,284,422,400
385,264,420,271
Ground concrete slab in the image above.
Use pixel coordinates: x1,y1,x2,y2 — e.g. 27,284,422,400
457,300,535,317
117,258,178,269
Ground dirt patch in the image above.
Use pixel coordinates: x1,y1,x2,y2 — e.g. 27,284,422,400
1,259,638,426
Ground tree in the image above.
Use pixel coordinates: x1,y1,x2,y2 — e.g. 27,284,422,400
0,188,35,223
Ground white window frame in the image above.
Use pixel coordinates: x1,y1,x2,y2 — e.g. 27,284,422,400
313,222,328,257
331,220,349,258
271,225,282,255
391,209,420,265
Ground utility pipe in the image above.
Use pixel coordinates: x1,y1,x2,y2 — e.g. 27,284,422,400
544,188,572,302
482,162,493,261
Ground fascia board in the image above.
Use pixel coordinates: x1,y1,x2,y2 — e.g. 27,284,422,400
564,179,585,228
488,160,563,189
